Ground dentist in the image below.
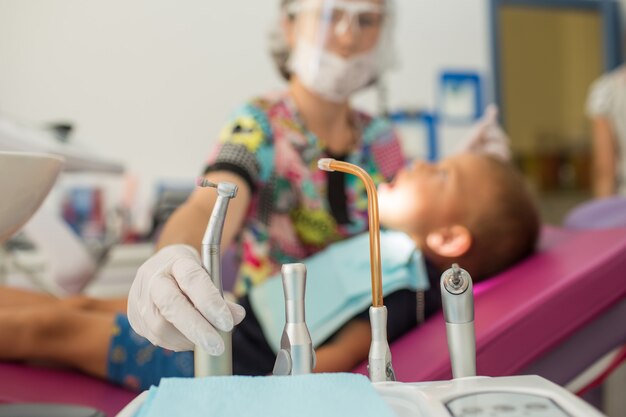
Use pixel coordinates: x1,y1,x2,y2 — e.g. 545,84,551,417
128,0,405,360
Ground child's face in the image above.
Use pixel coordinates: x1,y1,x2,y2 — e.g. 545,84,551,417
378,154,492,237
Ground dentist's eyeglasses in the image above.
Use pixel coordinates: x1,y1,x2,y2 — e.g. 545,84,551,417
288,0,385,36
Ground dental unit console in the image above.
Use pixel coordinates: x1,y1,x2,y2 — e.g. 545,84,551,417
194,179,238,377
370,263,606,416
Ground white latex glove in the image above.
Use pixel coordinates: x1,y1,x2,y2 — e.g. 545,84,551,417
127,244,246,354
459,104,511,161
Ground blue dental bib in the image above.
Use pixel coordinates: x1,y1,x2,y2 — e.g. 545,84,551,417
249,230,429,352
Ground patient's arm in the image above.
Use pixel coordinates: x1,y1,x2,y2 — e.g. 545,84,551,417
0,305,114,379
0,287,57,308
313,319,371,373
0,286,127,314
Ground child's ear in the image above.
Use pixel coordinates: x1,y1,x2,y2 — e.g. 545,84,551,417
425,225,472,257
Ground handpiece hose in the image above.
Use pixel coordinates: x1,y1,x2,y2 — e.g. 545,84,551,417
317,158,383,307
318,158,394,382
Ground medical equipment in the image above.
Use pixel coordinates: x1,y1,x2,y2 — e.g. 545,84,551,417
0,152,64,244
2,153,621,415
0,117,123,174
1,117,125,295
111,229,611,416
440,264,475,379
370,263,606,417
0,152,112,417
316,156,608,415
374,375,605,416
355,226,626,386
272,263,316,376
4,225,624,416
318,157,395,382
194,178,238,377
250,230,428,352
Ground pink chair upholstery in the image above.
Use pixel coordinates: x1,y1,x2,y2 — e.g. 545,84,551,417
354,226,626,383
0,363,136,416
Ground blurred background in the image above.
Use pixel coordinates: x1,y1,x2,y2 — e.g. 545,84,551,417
1,0,624,285
1,0,623,230
0,0,625,414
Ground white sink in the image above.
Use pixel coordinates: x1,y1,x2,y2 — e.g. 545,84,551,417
0,152,64,244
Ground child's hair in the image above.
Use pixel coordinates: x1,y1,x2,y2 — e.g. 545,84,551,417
456,156,540,281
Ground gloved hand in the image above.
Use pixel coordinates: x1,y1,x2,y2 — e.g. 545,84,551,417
459,104,511,161
127,244,246,354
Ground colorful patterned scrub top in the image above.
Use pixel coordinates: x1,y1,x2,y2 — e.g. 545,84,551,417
205,92,405,296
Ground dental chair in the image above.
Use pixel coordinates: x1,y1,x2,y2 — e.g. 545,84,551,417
2,159,626,416
354,225,626,390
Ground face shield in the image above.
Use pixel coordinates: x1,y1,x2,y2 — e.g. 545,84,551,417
283,0,394,102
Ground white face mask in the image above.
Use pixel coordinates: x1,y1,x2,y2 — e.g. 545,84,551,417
288,39,378,102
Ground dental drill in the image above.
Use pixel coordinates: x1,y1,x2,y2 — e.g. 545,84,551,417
194,179,238,377
272,263,316,376
317,158,395,382
440,263,476,378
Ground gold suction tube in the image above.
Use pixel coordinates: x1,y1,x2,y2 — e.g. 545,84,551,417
318,158,383,307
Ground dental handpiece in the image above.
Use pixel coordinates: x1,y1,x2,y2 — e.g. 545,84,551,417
194,179,238,377
317,158,395,382
272,263,316,376
440,264,476,379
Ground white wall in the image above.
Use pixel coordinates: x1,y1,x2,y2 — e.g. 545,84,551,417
0,0,282,181
2,0,624,221
0,0,503,227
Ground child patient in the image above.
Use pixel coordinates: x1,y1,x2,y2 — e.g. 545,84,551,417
0,153,539,391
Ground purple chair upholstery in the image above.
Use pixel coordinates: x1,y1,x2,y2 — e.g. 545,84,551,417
354,226,626,385
0,363,136,416
563,196,626,229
